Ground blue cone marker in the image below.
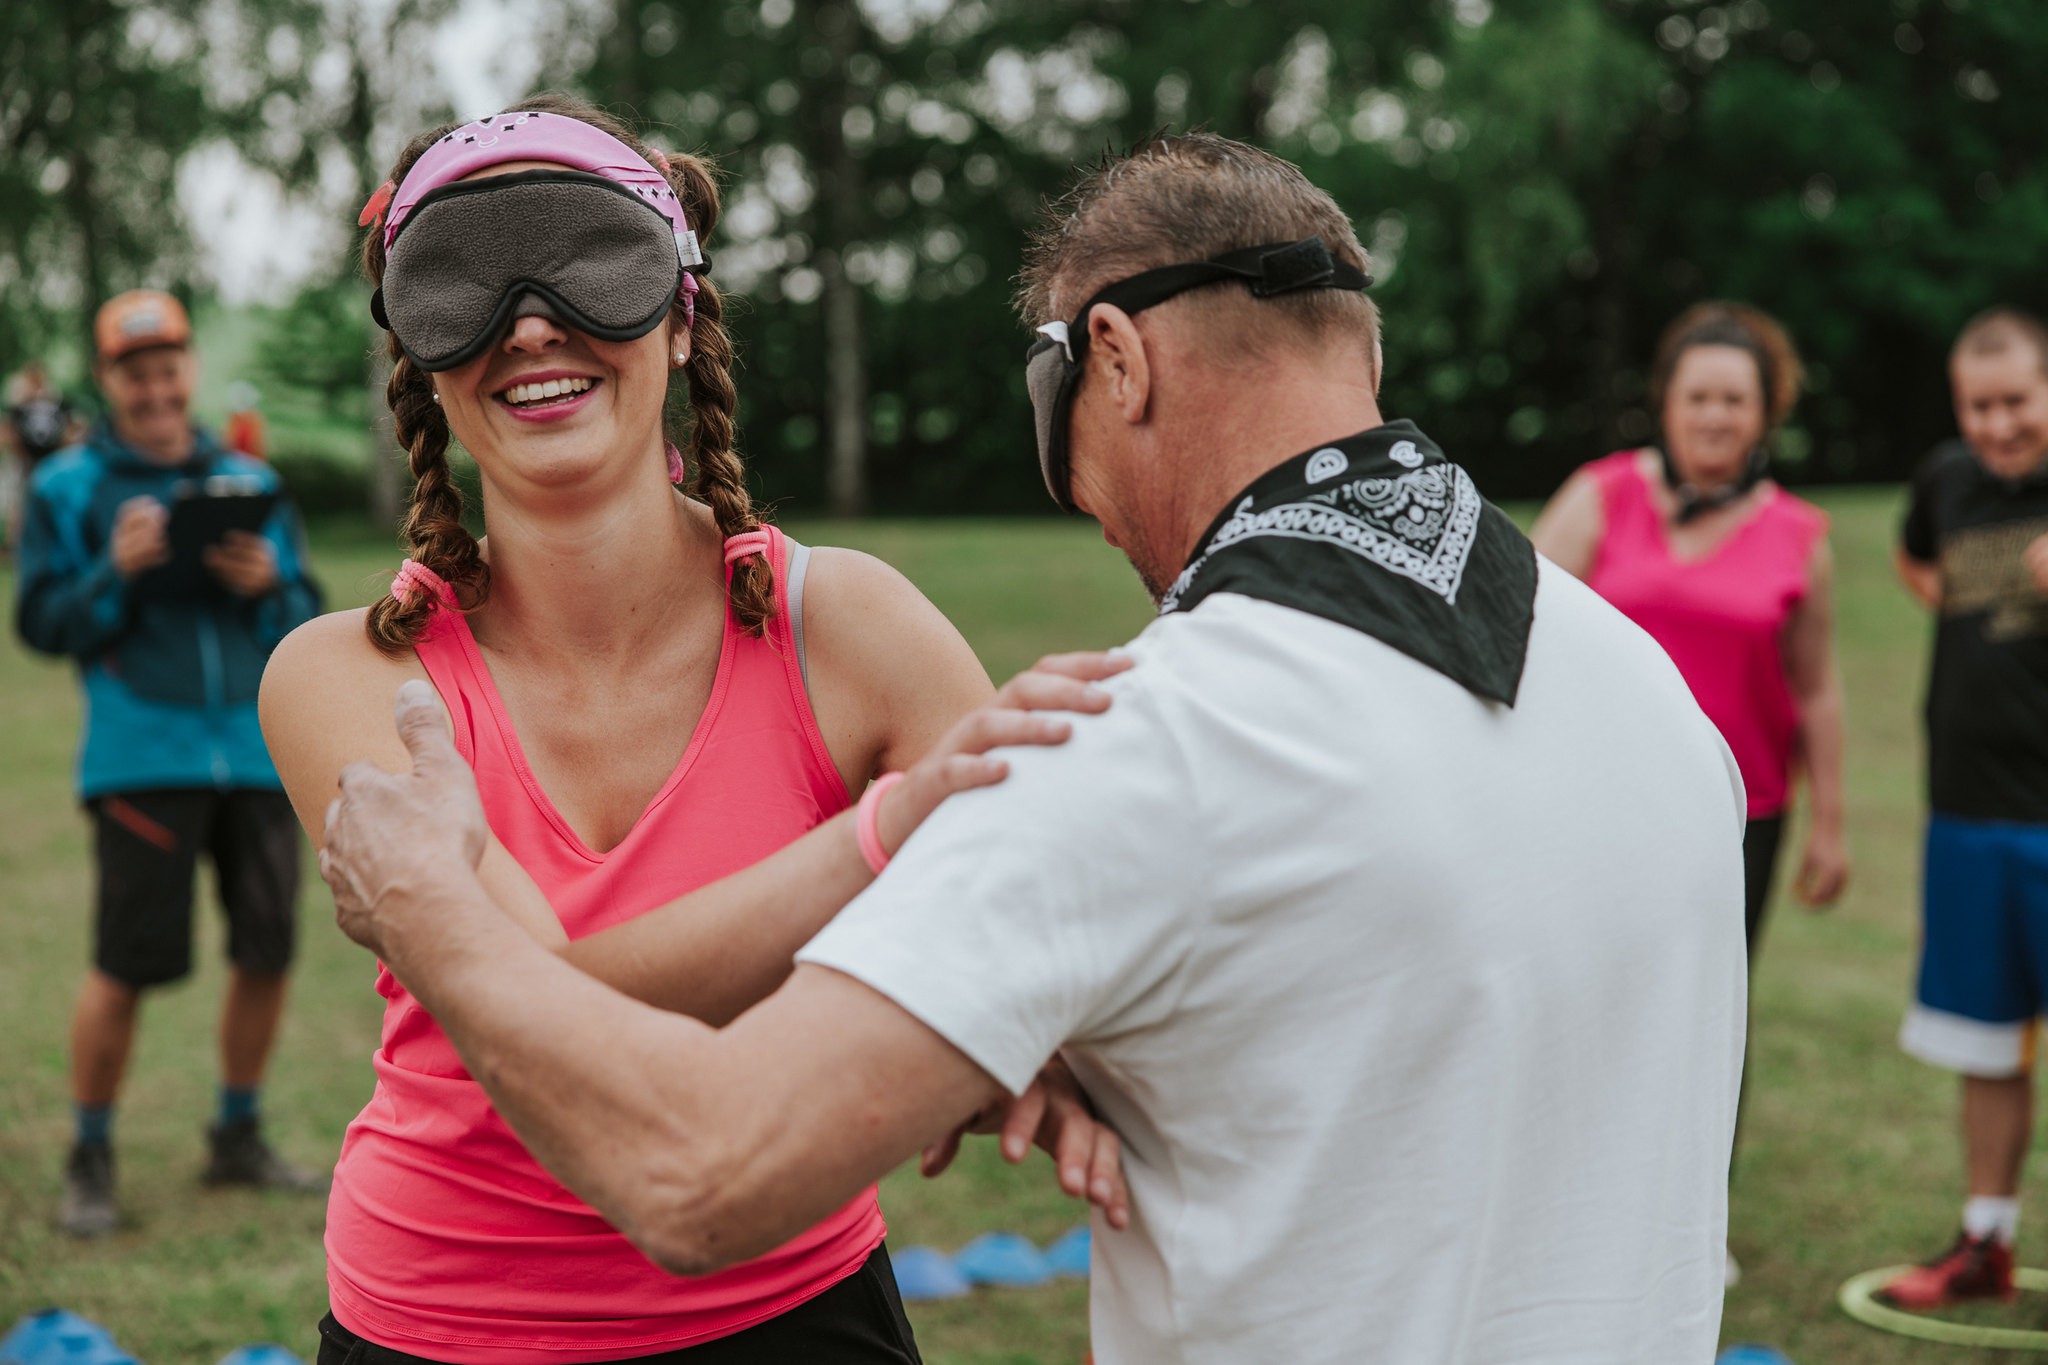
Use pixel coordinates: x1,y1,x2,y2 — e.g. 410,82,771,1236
0,1310,140,1365
954,1231,1054,1288
1044,1225,1091,1279
890,1246,973,1301
217,1348,308,1365
1716,1347,1795,1365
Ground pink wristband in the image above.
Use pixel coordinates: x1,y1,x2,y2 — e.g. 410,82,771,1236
856,772,905,875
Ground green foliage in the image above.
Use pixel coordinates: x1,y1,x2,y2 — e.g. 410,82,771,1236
8,0,2038,508
253,281,376,421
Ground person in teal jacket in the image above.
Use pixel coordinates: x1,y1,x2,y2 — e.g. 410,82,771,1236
14,291,326,1236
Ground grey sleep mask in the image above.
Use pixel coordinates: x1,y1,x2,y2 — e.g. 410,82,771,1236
371,170,703,372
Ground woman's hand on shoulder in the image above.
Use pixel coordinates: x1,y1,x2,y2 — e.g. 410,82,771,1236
800,547,996,788
875,650,1133,855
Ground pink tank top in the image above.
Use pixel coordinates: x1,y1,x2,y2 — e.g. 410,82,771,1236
326,527,883,1362
1584,452,1827,818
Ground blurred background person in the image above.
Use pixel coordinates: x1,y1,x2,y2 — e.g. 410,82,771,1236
222,379,268,462
1531,303,1849,1285
1534,301,1849,941
13,289,325,1238
1883,307,2048,1310
5,361,84,555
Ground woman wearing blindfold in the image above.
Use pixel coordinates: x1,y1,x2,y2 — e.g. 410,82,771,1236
260,94,1126,1363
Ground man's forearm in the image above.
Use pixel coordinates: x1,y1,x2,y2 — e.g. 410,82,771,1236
560,806,874,1024
381,868,741,1261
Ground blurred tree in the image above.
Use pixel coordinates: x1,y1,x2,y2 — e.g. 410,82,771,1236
429,0,2048,508
0,0,213,370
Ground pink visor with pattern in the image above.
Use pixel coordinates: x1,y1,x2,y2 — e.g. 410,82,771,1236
368,111,707,371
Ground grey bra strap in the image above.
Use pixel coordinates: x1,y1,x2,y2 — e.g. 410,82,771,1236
785,536,814,700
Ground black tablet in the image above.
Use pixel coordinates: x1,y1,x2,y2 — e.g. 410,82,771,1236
135,478,278,599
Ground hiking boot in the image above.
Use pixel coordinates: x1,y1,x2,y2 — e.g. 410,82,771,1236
202,1117,328,1193
1875,1230,2015,1310
59,1142,119,1237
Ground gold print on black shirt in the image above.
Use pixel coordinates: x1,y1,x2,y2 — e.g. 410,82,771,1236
1942,517,2048,642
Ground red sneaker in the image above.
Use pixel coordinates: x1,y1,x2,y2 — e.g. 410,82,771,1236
1875,1231,2015,1310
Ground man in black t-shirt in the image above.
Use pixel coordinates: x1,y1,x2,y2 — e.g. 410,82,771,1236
1884,308,2048,1310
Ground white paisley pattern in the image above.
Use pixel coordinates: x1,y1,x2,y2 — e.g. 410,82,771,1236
1162,462,1485,609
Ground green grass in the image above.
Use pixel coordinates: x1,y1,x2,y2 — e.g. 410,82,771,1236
0,493,2033,1363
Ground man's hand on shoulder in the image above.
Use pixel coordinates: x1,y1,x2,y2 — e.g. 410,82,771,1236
321,681,490,961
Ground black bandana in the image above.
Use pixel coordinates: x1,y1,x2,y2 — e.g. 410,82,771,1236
1159,421,1538,706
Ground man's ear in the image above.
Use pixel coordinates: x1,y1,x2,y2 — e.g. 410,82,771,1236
1088,304,1151,426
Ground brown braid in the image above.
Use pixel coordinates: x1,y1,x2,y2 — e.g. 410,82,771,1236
363,118,486,655
358,93,772,652
667,151,773,634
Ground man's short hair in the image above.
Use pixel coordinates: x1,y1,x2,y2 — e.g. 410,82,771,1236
1016,133,1380,372
1952,307,2048,377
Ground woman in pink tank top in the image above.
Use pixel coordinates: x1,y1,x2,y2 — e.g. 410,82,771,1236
1534,302,1849,956
258,94,1122,1364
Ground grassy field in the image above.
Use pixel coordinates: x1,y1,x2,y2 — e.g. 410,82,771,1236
0,492,2037,1364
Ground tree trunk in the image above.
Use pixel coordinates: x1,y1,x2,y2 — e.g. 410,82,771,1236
343,33,406,532
60,8,104,353
819,247,867,517
365,348,404,533
807,0,868,518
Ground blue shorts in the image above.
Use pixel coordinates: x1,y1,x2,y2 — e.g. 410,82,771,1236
1901,815,2048,1077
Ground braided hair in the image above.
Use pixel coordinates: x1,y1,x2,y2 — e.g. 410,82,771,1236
362,91,770,654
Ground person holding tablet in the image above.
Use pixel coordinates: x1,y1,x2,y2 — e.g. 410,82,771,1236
14,289,325,1237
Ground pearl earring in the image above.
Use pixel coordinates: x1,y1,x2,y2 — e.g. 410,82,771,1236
431,392,440,404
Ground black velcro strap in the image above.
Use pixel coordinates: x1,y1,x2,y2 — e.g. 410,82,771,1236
1249,238,1343,296
1082,237,1372,327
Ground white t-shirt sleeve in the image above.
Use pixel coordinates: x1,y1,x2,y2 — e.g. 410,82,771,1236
797,672,1203,1096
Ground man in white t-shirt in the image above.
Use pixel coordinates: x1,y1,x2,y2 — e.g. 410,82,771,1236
317,133,1747,1364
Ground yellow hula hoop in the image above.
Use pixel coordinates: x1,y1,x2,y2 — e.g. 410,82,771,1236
1838,1266,2048,1350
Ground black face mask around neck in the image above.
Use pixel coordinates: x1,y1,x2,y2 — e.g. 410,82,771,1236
1023,237,1372,512
1658,444,1770,524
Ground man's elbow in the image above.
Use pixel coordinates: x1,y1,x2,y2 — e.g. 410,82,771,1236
624,1133,761,1278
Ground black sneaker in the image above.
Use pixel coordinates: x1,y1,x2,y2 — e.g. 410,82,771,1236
202,1117,329,1193
60,1142,119,1237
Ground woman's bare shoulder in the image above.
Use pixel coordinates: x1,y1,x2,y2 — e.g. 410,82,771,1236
261,609,428,750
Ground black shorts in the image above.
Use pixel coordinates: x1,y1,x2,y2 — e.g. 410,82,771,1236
89,788,301,988
314,1245,922,1364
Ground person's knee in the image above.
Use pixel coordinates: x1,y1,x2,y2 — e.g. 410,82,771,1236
77,970,144,1015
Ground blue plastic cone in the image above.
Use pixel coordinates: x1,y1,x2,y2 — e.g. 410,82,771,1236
890,1246,972,1302
217,1349,308,1365
954,1231,1053,1288
1044,1225,1091,1278
0,1311,138,1365
1716,1347,1794,1365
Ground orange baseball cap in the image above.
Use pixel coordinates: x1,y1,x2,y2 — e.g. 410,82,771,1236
94,290,192,363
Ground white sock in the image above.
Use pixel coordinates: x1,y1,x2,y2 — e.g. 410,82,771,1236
1964,1195,2021,1245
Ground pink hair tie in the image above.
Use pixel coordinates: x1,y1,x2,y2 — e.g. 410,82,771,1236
856,772,905,874
722,530,772,567
390,558,456,611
